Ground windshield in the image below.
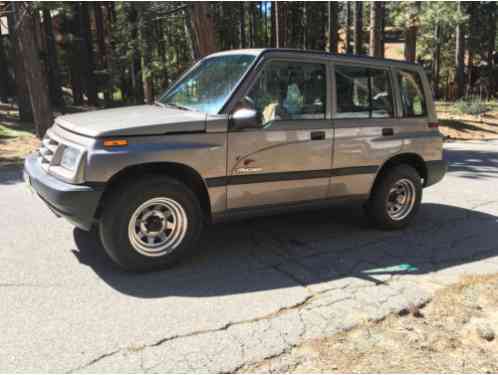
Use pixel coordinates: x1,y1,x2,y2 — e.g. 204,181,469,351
160,54,256,115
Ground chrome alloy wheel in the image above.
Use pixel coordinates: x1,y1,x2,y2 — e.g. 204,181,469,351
386,178,417,221
128,197,188,257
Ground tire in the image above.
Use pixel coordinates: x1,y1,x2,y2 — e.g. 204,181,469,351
99,175,204,271
365,165,422,230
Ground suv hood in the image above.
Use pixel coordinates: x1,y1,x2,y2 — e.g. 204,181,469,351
55,105,207,137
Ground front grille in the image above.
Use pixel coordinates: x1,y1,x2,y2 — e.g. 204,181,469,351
38,131,60,171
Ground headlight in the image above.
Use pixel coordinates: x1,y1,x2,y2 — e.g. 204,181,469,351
60,146,81,171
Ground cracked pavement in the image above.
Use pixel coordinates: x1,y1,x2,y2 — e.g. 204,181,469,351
1,140,498,372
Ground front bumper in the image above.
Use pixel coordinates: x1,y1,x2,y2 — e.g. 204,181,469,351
425,159,448,187
23,154,103,230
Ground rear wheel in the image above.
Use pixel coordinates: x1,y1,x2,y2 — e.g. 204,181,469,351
99,176,203,271
365,165,422,230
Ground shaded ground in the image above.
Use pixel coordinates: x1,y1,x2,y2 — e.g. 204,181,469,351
0,104,39,166
242,274,498,373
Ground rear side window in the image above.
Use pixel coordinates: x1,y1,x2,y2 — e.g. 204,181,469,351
397,70,427,117
335,65,393,119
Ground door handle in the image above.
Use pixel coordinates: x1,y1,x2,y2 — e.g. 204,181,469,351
310,131,326,140
382,128,394,136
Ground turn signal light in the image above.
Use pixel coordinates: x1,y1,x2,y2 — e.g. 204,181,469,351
103,139,128,147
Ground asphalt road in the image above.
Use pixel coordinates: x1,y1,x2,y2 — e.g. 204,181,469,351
1,140,498,372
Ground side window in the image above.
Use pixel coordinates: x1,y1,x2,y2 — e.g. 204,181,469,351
246,60,326,127
397,70,427,117
335,65,393,119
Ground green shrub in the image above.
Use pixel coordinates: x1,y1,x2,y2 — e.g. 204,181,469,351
455,97,490,116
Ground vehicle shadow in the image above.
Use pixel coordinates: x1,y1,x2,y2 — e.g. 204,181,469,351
72,202,498,298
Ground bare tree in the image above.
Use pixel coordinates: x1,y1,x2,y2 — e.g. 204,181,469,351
12,2,52,137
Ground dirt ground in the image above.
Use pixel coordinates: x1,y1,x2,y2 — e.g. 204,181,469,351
437,102,498,141
244,274,498,373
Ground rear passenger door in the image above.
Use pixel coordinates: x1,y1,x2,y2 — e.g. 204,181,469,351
226,58,334,209
330,64,401,198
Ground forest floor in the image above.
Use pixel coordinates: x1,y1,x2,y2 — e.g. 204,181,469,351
437,101,498,141
0,104,40,167
241,274,498,373
1,101,498,167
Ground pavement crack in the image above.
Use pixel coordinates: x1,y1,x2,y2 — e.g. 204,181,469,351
68,350,120,373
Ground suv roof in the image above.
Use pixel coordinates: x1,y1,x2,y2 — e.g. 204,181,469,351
211,48,420,68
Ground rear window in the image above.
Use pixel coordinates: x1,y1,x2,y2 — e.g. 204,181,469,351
397,70,427,117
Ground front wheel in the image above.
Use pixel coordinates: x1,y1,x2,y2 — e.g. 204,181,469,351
99,176,203,271
365,165,422,230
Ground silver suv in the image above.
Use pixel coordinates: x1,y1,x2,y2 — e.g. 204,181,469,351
24,49,447,271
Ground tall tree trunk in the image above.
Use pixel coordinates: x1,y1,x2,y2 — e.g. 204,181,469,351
274,1,280,48
69,3,84,105
0,36,9,102
12,2,52,138
303,2,308,49
79,3,97,106
353,2,363,55
380,3,386,56
487,1,497,97
369,2,383,57
126,4,144,104
250,2,257,47
136,3,154,104
7,4,33,121
94,3,111,106
274,2,287,48
239,3,246,48
455,2,465,99
184,8,200,61
191,3,217,57
466,2,479,95
432,24,441,99
404,2,420,63
328,2,338,53
346,2,352,53
42,8,64,109
270,1,276,47
157,20,169,89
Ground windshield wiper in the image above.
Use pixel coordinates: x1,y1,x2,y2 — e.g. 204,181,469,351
160,102,191,111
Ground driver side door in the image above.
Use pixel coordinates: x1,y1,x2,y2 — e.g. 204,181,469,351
226,58,334,210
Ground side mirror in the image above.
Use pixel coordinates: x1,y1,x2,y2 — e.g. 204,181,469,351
230,107,260,130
